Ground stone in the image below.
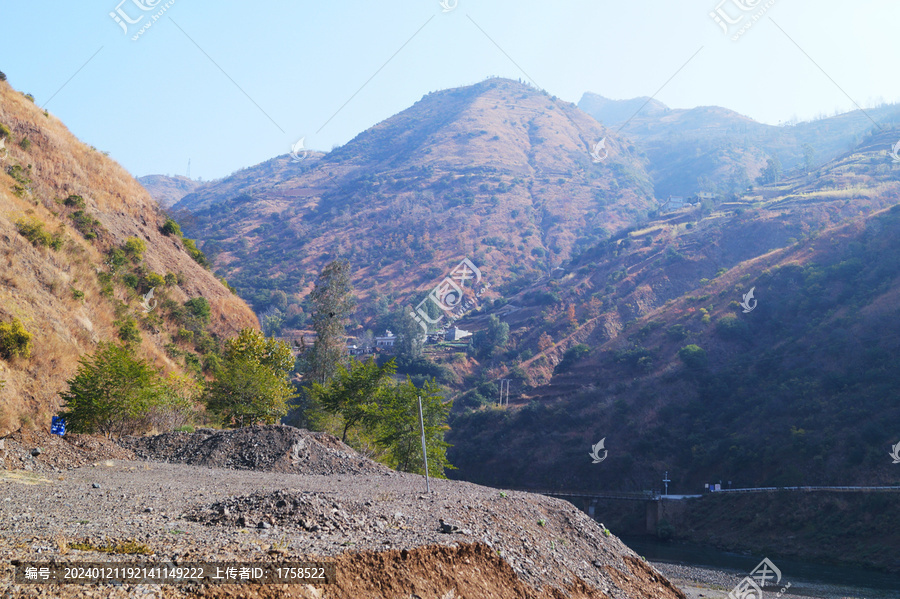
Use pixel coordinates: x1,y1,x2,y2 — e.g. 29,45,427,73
31,448,41,456
92,483,101,489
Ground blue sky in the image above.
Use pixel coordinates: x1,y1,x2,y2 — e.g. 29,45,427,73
1,0,897,181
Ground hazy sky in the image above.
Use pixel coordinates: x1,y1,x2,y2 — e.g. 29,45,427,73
2,0,897,181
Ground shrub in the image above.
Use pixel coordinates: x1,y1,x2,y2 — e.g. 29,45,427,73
18,137,31,151
122,273,139,289
184,297,211,322
143,273,166,289
15,216,62,250
60,343,190,437
715,314,749,341
63,194,85,209
666,324,688,341
116,317,141,345
0,71,6,82
182,237,209,268
23,93,34,103
164,273,178,286
0,123,10,140
554,344,591,374
678,344,708,370
160,218,182,237
70,210,101,240
123,237,146,261
0,318,33,360
7,165,31,185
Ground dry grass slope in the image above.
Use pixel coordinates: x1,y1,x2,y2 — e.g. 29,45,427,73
0,80,259,434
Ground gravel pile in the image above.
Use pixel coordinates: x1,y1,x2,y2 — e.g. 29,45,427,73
0,428,134,473
118,425,390,476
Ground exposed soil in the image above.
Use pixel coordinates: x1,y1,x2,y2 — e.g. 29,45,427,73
0,426,687,598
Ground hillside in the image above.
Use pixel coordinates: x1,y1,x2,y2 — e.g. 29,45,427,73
447,127,900,493
137,174,205,208
0,79,259,434
579,91,900,198
171,78,657,320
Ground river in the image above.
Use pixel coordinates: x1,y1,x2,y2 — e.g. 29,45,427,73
621,536,900,599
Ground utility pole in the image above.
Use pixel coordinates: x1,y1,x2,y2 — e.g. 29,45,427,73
663,471,671,496
418,396,430,494
498,379,511,406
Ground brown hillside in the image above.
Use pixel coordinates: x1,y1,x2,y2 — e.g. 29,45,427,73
0,80,258,433
137,174,205,208
173,78,656,318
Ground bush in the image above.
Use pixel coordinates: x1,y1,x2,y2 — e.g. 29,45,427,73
184,297,211,323
15,217,62,250
554,344,591,374
715,314,749,341
160,218,182,237
63,194,85,209
70,210,101,240
18,137,31,151
164,273,178,286
123,237,146,261
60,343,196,437
0,71,6,82
117,317,141,345
678,344,708,370
143,273,166,289
182,237,209,268
0,318,33,360
0,123,10,140
666,324,688,341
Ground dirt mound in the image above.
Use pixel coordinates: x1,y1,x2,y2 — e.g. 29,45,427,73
186,489,366,531
0,428,134,473
118,425,391,476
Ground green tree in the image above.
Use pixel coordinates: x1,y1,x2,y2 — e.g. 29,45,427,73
306,260,355,385
205,329,296,427
60,343,162,437
758,156,782,185
308,358,396,442
369,377,454,478
678,344,708,370
391,308,425,360
472,314,509,358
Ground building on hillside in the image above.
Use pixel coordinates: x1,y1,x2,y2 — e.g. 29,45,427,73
375,330,396,349
660,195,686,212
696,191,716,202
446,327,473,342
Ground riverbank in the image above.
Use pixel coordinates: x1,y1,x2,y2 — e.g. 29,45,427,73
655,562,900,599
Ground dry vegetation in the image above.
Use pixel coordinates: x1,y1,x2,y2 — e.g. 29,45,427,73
0,79,259,434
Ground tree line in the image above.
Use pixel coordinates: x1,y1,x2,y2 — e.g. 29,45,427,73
59,259,454,477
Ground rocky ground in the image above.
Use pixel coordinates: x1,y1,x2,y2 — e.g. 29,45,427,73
0,426,686,598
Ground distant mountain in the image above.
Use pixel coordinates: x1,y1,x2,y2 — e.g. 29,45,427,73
0,80,258,433
448,126,900,492
578,92,900,198
174,79,657,319
138,174,205,207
